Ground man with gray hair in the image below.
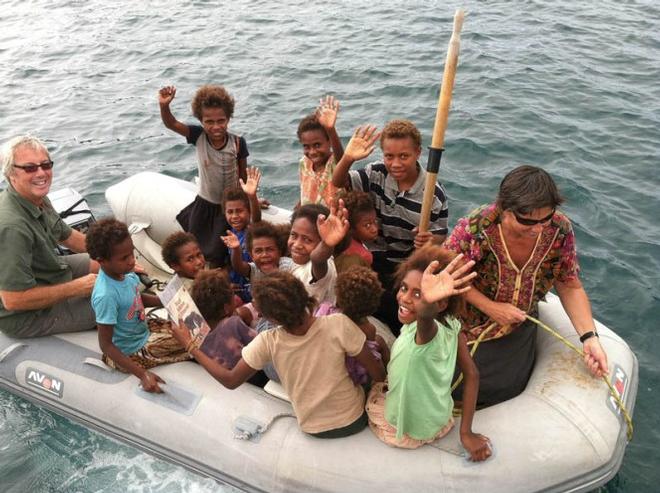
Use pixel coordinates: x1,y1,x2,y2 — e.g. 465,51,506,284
0,135,98,337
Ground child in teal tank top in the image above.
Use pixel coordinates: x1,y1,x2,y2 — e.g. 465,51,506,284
366,246,492,461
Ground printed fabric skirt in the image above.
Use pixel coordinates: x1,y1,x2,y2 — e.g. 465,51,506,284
366,382,454,449
176,194,229,268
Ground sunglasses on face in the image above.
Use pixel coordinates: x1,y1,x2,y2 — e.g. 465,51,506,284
512,209,555,226
13,160,54,173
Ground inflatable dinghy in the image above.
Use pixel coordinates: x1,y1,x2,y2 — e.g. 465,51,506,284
0,172,638,492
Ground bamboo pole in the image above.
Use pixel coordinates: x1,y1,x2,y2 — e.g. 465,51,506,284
419,9,464,232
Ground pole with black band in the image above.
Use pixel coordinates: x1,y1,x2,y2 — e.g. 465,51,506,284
418,9,464,233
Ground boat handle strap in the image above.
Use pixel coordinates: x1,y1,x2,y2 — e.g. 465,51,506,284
0,343,26,363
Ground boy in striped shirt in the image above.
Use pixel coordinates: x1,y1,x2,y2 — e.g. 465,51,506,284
332,120,448,333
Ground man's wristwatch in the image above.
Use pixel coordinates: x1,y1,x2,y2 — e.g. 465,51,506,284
579,330,599,343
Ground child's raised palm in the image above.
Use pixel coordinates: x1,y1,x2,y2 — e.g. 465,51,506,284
317,200,349,248
316,95,339,130
420,254,476,304
240,166,261,197
344,125,381,162
221,230,241,249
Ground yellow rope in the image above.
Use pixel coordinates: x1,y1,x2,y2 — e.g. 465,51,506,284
451,317,634,441
525,314,634,441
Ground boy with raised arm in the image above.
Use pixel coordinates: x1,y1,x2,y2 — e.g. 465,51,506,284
332,120,449,333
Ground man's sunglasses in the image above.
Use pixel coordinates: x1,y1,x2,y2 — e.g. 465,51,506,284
13,160,54,173
513,209,555,226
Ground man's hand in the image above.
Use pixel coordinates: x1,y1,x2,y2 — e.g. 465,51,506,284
316,95,340,130
158,86,176,106
344,125,381,162
583,336,609,377
73,273,97,297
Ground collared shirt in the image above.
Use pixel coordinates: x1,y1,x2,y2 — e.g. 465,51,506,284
349,162,448,263
0,184,73,330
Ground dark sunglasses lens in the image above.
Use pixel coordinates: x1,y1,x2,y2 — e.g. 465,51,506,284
41,161,53,170
23,164,39,173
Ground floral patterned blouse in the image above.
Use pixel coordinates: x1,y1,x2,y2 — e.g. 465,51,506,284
299,153,339,208
443,203,580,341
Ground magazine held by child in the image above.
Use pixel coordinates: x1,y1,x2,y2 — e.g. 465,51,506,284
158,274,211,341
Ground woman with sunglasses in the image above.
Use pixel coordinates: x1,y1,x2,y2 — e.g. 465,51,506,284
443,165,608,406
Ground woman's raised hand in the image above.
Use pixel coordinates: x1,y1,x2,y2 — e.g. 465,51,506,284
421,254,476,304
344,125,381,162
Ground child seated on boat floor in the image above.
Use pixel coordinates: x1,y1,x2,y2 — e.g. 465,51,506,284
297,95,344,208
222,166,264,303
366,246,491,460
190,269,268,387
170,271,386,438
87,219,191,393
161,232,206,290
331,120,449,334
158,84,250,268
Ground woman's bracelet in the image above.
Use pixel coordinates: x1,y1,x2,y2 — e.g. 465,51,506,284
579,330,599,343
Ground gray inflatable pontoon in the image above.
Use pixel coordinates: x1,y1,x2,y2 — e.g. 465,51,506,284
0,172,638,492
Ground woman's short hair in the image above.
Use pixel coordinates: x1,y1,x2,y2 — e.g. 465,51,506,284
496,165,564,214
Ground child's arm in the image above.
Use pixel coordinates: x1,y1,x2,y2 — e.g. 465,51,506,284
311,200,350,281
331,125,381,189
97,324,165,393
354,341,386,382
240,167,262,223
158,86,190,139
221,231,251,278
169,319,257,389
141,293,162,308
316,95,344,162
417,255,477,344
375,334,391,367
456,332,492,461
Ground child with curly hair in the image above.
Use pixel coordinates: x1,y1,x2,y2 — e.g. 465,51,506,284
88,219,191,394
170,271,386,438
158,84,249,267
334,190,378,273
365,246,491,461
335,266,390,385
190,269,267,387
298,95,344,208
161,232,206,290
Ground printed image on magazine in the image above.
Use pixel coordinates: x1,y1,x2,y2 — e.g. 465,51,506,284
157,274,211,341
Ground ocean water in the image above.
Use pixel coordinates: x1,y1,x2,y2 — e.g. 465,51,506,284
0,0,658,491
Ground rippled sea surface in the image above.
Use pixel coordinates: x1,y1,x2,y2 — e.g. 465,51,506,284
1,1,659,491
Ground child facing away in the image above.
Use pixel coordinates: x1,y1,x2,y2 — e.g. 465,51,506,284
298,95,344,208
223,166,263,302
158,84,249,267
331,120,449,334
190,269,268,388
161,232,206,290
169,271,386,438
87,219,191,393
335,266,390,386
333,190,378,273
365,245,492,461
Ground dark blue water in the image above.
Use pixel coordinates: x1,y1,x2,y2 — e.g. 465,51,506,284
1,1,658,491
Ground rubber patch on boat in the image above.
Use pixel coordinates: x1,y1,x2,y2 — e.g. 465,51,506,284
606,364,627,416
135,381,201,416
